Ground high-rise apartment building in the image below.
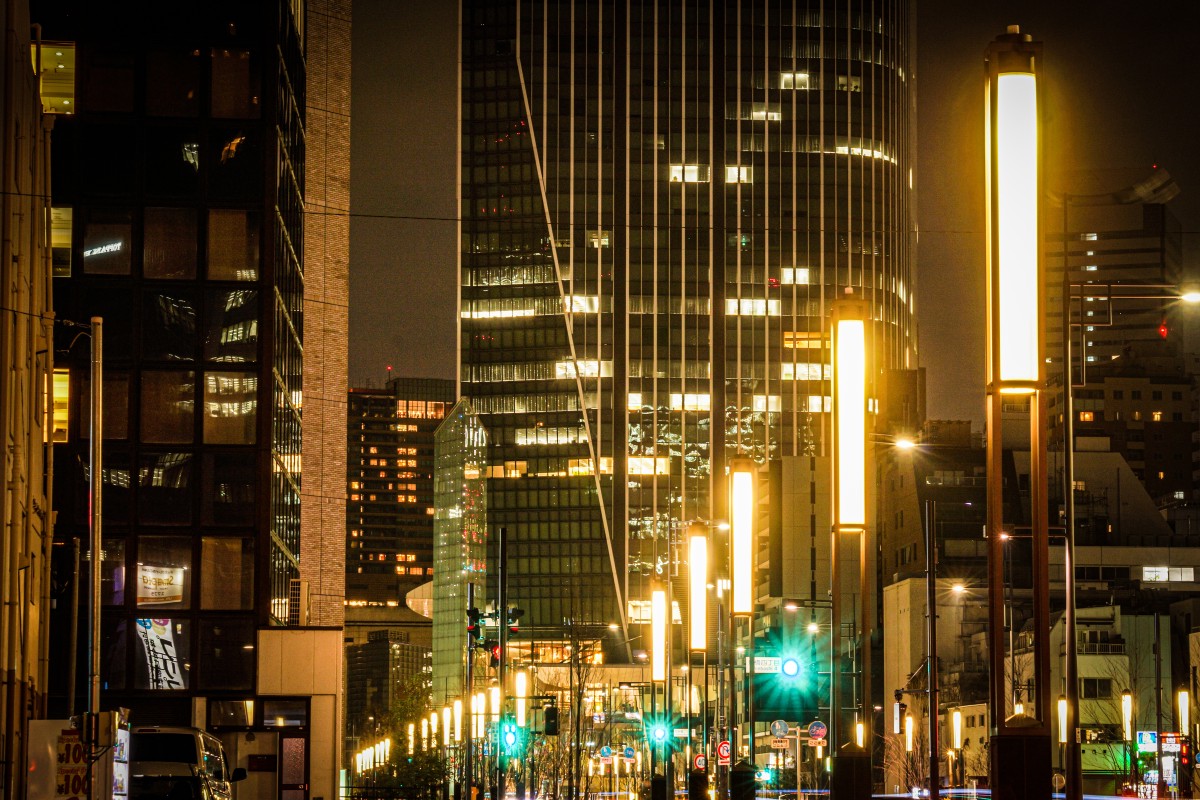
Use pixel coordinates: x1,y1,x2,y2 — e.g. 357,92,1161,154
458,1,916,636
347,378,455,604
40,1,350,797
1,5,55,798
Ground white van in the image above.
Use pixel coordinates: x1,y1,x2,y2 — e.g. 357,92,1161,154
129,726,246,800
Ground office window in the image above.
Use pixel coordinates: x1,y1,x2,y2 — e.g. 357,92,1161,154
146,50,201,117
136,537,192,609
1152,411,1163,422
205,290,259,363
781,268,811,285
141,371,195,443
143,291,198,361
198,619,255,690
145,129,202,196
49,369,69,443
668,164,709,183
724,165,753,183
210,48,260,118
144,208,198,279
203,372,257,444
138,453,195,525
34,42,75,114
51,207,72,276
203,454,256,525
84,47,133,112
1078,411,1093,422
82,209,132,274
207,210,260,281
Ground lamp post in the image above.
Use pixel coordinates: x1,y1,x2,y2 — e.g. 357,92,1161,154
1122,688,1134,791
730,459,756,769
830,296,871,799
984,25,1052,799
689,527,709,770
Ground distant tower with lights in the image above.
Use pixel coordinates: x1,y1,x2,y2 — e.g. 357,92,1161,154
458,0,917,639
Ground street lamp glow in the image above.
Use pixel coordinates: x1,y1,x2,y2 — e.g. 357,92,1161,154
905,713,914,752
731,462,755,614
1121,689,1133,742
1181,291,1200,304
408,722,415,755
651,587,667,681
490,685,501,724
689,530,708,651
855,721,865,748
1058,695,1068,744
516,670,528,727
894,436,916,450
443,706,451,747
952,709,962,750
453,699,462,743
1179,688,1190,735
994,70,1040,390
833,314,867,528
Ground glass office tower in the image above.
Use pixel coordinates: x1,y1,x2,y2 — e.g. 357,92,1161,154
459,0,916,637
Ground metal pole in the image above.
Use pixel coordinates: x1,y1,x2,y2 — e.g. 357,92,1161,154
1062,196,1082,800
67,537,79,719
860,527,871,761
467,582,476,800
1157,608,1166,798
498,527,508,800
88,317,102,800
831,524,841,752
925,500,940,798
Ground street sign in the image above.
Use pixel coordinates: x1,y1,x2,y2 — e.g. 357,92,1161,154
1138,730,1158,753
600,746,612,758
752,656,781,674
807,720,827,741
771,738,788,750
694,754,707,770
601,756,613,765
717,740,731,765
674,728,690,738
623,746,636,761
805,738,823,748
769,720,788,738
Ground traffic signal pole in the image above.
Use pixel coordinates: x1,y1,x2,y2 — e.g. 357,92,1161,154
497,526,508,800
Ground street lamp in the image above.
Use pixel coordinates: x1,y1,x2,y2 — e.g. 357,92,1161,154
831,296,871,799
729,459,756,767
985,25,1052,798
1122,688,1135,789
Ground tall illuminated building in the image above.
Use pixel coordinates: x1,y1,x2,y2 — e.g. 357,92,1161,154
458,1,916,637
42,1,350,796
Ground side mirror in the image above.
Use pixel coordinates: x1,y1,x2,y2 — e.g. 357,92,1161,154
231,768,247,782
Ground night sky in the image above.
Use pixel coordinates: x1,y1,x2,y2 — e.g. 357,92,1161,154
349,0,1200,424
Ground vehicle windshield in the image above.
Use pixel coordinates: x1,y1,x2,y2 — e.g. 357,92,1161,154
131,733,198,764
130,774,202,799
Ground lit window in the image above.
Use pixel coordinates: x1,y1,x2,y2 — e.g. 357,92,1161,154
1078,411,1094,422
724,298,780,316
567,295,599,313
669,393,710,412
51,207,73,277
837,75,862,91
627,393,643,411
628,456,670,476
752,395,781,413
780,267,810,285
783,331,823,349
1152,411,1163,422
587,231,610,248
33,42,76,115
555,360,608,379
47,369,69,443
781,363,830,381
1175,492,1186,500
780,71,810,90
1157,472,1165,480
1143,567,1168,582
669,164,710,183
724,165,753,183
806,396,832,413
747,105,781,121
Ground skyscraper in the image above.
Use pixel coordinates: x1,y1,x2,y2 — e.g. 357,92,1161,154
346,377,455,605
458,1,916,638
41,1,349,796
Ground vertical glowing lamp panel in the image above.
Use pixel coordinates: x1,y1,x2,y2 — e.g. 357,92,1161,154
689,532,708,651
651,588,667,682
995,70,1039,389
731,464,755,614
834,316,867,529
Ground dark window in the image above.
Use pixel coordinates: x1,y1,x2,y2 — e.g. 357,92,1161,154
209,128,262,200
198,619,255,690
200,537,254,608
138,452,195,525
145,129,201,197
143,292,198,361
207,209,260,280
83,47,134,112
81,125,137,197
210,49,260,118
146,50,201,117
140,371,195,442
82,209,133,274
144,208,198,279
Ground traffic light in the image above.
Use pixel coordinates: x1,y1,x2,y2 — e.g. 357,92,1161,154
506,607,524,634
467,607,483,642
753,648,818,718
754,768,773,783
543,705,559,736
489,643,502,667
501,721,521,753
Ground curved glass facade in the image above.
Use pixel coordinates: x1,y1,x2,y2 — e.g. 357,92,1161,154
460,0,915,635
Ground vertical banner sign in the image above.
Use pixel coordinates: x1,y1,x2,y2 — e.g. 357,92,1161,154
55,729,86,800
135,619,187,689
